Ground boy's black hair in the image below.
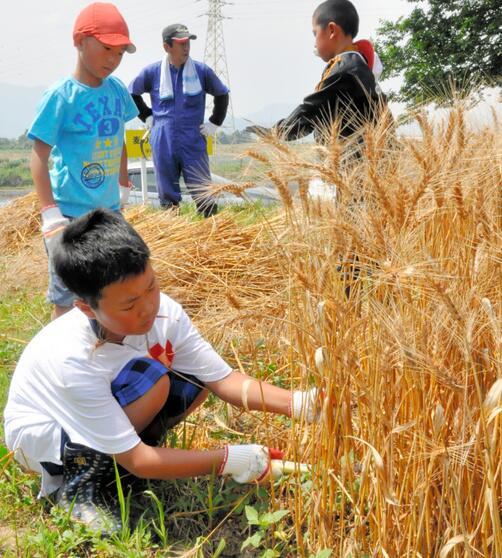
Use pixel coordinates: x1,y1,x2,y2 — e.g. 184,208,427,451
53,209,150,308
313,0,359,38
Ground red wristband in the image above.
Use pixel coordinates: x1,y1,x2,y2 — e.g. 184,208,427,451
218,446,229,475
41,204,58,212
257,462,271,482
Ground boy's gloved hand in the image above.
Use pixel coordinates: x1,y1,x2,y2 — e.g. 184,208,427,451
145,115,153,130
290,387,322,423
41,205,69,258
219,444,284,483
119,181,133,207
200,121,219,137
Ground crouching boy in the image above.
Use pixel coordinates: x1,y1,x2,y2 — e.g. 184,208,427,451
4,209,318,531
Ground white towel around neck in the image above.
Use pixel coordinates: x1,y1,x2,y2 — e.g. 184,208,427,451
159,55,203,100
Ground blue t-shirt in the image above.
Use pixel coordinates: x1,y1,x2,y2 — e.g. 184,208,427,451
28,76,138,217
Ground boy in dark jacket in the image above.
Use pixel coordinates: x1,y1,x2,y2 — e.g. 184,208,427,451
251,0,386,143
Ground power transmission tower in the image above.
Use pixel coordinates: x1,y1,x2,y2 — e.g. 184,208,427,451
200,0,235,132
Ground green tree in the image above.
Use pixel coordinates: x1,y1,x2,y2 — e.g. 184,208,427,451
376,0,502,104
16,131,31,150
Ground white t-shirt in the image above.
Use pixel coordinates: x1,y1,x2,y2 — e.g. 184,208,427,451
4,293,231,496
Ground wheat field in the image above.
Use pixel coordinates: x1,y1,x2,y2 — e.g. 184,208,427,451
0,102,500,557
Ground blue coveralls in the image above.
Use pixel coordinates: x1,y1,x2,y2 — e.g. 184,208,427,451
128,60,229,206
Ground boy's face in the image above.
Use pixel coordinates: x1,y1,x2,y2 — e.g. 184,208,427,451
75,35,127,85
312,19,338,62
163,39,191,67
77,262,161,342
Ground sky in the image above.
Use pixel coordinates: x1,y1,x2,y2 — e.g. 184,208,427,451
0,0,413,118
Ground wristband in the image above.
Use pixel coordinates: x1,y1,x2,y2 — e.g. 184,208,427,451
241,378,252,412
120,182,134,206
41,205,67,233
218,446,229,475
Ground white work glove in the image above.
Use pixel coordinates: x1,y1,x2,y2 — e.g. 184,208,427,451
119,181,133,206
145,115,153,130
200,120,219,137
41,205,69,258
219,444,272,483
290,387,321,423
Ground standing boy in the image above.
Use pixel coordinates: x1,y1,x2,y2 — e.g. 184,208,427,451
29,2,139,319
4,209,319,531
128,24,229,217
250,0,386,144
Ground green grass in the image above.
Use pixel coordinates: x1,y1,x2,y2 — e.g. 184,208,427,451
211,158,246,179
177,198,278,226
0,156,31,188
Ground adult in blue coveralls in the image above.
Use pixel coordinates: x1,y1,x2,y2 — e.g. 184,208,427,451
129,24,229,217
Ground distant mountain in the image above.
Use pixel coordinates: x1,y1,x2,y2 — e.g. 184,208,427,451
243,103,297,125
0,83,46,138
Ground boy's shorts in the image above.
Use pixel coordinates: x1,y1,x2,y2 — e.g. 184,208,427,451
45,215,76,308
47,255,76,308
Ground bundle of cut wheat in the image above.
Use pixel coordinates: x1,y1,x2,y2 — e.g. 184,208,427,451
0,192,40,253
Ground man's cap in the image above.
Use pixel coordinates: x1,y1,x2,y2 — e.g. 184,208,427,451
73,2,136,53
162,24,197,43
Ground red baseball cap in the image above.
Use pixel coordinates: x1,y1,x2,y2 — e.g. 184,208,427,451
73,2,136,53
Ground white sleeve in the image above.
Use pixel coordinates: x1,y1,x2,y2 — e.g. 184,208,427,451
170,307,232,382
59,362,140,455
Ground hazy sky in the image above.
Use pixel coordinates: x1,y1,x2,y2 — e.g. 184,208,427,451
0,0,412,116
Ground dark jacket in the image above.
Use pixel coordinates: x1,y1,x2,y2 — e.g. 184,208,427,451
275,51,386,143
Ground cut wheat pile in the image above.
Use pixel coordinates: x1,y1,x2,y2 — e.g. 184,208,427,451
0,197,294,349
0,102,500,556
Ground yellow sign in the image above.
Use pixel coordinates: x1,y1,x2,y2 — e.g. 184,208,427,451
206,134,214,156
126,129,214,159
125,129,151,159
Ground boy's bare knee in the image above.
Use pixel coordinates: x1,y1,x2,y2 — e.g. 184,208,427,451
197,389,209,405
123,374,170,433
150,374,170,411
